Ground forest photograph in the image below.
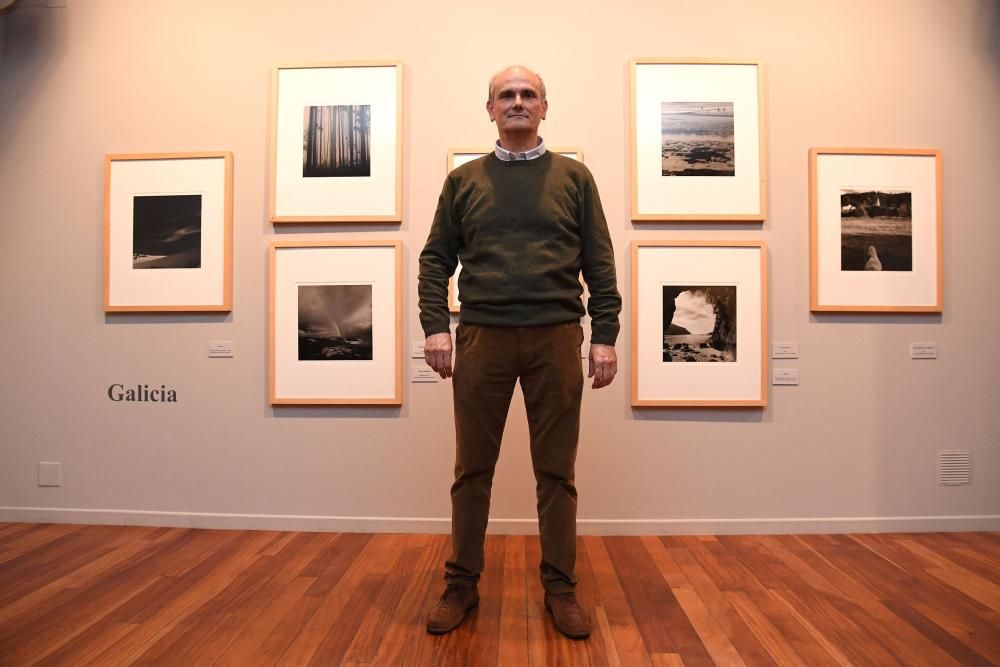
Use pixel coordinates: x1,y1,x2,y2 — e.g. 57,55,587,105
302,105,372,178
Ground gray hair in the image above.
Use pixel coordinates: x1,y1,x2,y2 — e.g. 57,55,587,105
487,65,547,102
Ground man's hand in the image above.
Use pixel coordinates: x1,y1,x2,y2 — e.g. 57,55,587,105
588,343,617,389
424,332,454,379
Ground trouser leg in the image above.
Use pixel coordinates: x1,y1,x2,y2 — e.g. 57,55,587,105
445,324,517,586
519,322,584,594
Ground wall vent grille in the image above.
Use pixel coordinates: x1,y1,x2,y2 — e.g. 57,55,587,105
937,450,971,486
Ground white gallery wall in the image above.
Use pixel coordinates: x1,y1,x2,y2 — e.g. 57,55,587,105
1,0,997,533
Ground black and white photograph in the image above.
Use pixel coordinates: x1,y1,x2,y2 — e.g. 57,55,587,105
840,189,912,271
302,105,371,178
297,284,373,361
131,194,202,269
662,286,737,362
660,101,735,176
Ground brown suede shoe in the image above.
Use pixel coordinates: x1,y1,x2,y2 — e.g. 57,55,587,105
544,591,591,639
426,584,480,634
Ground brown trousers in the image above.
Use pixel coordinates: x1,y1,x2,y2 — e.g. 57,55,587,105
445,322,584,594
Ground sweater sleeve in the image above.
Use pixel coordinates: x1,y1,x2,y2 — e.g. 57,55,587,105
578,170,622,346
417,175,462,337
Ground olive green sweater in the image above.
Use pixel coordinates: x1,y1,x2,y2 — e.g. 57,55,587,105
418,152,621,345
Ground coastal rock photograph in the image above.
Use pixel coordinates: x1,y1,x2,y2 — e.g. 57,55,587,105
660,101,735,176
662,286,737,362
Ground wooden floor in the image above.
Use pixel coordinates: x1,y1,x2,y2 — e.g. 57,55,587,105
0,525,997,666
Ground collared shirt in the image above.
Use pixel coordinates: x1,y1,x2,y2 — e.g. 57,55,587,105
494,137,547,161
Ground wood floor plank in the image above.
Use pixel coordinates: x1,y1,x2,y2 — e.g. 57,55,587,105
22,530,267,666
432,534,505,667
592,606,623,667
369,534,450,666
650,654,686,666
802,534,1000,664
340,543,424,664
928,535,1000,581
606,536,714,665
0,525,165,627
268,532,376,666
576,535,614,667
604,536,679,655
148,530,341,665
1,525,996,666
776,535,963,667
744,535,932,667
0,528,203,662
881,596,997,667
497,535,529,667
0,523,44,548
524,535,590,666
0,523,78,565
727,537,909,665
658,536,777,667
584,535,654,666
724,590,808,667
643,535,746,667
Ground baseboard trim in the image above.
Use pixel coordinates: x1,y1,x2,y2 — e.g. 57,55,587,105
1,506,998,534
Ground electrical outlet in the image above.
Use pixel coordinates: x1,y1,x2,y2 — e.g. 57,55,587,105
38,462,62,487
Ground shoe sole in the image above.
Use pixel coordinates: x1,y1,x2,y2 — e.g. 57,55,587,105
426,598,479,635
544,600,591,639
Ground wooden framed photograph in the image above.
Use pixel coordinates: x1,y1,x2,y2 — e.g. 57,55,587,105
269,61,403,223
630,58,766,222
444,147,583,312
810,148,943,312
631,241,767,407
104,152,233,312
269,241,402,405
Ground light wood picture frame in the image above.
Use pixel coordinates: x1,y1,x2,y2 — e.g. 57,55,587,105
269,240,403,405
630,58,767,222
631,241,768,407
104,152,233,312
269,61,403,224
810,148,943,312
444,147,584,313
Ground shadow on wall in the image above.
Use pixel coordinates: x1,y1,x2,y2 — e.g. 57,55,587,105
0,4,65,141
979,0,1000,73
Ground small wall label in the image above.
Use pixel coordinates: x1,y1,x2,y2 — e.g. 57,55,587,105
772,369,800,385
411,365,439,383
772,342,799,359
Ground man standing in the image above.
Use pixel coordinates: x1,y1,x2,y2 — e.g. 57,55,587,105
418,66,621,639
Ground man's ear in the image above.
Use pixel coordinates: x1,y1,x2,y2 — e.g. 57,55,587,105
541,99,548,120
486,99,496,123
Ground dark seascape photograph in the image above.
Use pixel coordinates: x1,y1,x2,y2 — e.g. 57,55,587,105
662,286,737,362
840,189,912,271
302,105,372,178
298,284,373,361
661,101,735,176
132,194,202,269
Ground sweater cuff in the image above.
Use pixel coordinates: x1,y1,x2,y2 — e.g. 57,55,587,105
590,324,619,346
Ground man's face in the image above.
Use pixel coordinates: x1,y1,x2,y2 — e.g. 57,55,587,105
486,68,547,136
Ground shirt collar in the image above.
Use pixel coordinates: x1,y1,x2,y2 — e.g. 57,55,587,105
494,137,547,161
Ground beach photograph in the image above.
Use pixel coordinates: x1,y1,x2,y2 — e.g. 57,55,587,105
131,194,202,269
298,284,373,361
302,104,371,178
662,286,737,362
660,101,735,176
840,189,912,271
